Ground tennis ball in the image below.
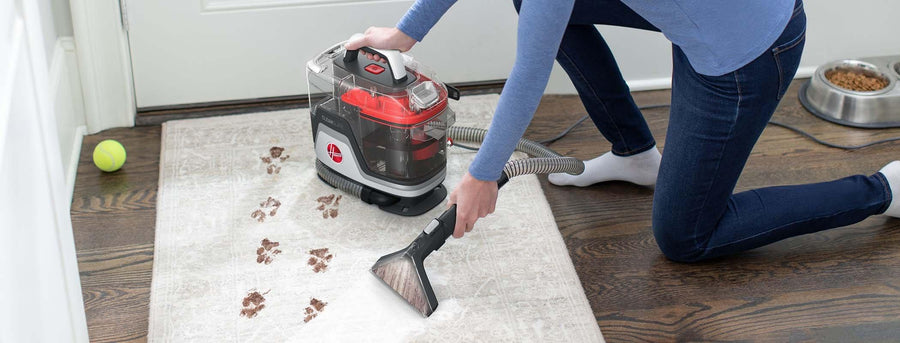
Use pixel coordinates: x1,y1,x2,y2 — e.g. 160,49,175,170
93,140,126,172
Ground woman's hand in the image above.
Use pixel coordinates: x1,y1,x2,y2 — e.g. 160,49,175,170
448,172,499,238
345,27,417,63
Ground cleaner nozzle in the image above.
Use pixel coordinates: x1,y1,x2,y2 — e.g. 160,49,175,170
371,173,508,317
370,206,457,317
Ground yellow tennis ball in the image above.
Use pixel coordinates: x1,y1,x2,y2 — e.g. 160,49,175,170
93,140,126,172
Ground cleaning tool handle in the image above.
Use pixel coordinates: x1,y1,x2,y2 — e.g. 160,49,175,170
420,172,511,258
344,33,407,82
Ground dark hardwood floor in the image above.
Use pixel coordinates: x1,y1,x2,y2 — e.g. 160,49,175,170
72,79,900,342
73,126,159,343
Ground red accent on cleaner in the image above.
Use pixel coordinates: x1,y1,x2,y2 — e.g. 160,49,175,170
326,143,342,163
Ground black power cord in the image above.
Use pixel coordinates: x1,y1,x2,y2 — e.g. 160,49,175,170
451,103,900,151
766,120,900,150
450,142,481,151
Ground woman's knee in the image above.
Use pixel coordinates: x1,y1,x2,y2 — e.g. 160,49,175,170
651,213,706,263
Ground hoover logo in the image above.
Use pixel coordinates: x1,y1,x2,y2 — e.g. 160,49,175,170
326,143,342,163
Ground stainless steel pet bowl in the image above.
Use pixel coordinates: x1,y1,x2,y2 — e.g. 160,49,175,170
799,56,900,128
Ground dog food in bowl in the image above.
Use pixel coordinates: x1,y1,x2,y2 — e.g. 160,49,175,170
825,66,890,92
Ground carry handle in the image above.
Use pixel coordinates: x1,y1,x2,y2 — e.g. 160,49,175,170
344,33,407,82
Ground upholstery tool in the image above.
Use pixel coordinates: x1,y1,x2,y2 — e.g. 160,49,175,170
371,136,586,317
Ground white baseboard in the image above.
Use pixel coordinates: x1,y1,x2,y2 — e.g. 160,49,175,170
548,64,821,95
50,37,87,203
795,65,817,79
67,125,86,201
626,77,672,92
626,66,818,92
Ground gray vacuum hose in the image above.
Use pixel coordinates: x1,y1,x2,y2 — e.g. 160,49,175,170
448,126,585,178
316,126,585,197
448,126,561,158
316,160,363,197
502,157,585,179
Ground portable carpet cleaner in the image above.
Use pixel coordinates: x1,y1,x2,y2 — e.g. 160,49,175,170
306,35,585,317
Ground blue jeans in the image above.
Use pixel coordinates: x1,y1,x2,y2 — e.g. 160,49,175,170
514,0,893,262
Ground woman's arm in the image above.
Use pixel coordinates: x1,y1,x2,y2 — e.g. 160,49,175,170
448,0,575,238
467,0,575,181
345,0,456,60
396,0,457,42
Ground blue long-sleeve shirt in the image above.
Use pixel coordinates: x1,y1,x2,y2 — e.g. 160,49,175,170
398,0,793,181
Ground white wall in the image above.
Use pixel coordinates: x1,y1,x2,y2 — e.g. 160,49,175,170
34,0,84,198
35,0,56,65
2,1,89,341
545,0,900,94
50,0,72,36
51,37,87,198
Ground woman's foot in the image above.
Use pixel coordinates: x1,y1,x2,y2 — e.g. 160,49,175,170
549,146,661,187
880,161,900,217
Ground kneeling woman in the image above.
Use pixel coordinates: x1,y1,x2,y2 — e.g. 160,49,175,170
347,0,899,262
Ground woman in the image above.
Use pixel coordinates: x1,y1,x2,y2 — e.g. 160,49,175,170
347,0,899,262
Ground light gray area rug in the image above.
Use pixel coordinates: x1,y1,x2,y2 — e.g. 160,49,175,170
148,94,604,342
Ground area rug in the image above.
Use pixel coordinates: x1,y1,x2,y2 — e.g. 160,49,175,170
148,94,604,342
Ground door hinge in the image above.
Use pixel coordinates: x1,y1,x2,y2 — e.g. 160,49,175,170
119,0,129,32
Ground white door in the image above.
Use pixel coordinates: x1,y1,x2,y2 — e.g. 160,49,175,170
0,0,89,342
126,0,519,108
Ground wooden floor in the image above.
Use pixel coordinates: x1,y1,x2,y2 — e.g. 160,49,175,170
72,79,900,342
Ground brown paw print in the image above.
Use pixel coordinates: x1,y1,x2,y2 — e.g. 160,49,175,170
303,298,327,323
260,146,290,174
315,194,341,219
251,197,281,222
240,289,269,318
256,238,282,265
307,248,333,273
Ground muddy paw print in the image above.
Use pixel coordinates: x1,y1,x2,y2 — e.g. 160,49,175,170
315,194,342,219
307,248,333,273
256,238,282,265
260,146,290,174
303,298,327,323
240,289,269,318
251,196,282,222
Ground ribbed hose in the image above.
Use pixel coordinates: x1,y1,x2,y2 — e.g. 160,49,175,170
448,126,562,158
316,160,363,197
502,157,585,179
448,126,584,177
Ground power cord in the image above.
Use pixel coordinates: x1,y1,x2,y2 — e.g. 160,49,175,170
451,103,900,151
766,120,900,150
450,142,481,151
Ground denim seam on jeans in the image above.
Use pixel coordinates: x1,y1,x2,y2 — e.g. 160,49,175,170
690,70,744,251
790,1,804,18
617,140,657,157
772,2,806,100
704,201,884,251
772,32,805,100
874,172,893,214
557,47,632,153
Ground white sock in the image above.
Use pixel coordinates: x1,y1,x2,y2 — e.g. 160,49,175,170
549,146,661,187
880,161,900,217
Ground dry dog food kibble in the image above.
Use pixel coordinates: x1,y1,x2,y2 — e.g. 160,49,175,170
825,69,889,92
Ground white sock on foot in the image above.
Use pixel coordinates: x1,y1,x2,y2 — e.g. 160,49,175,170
880,160,900,217
549,146,661,187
